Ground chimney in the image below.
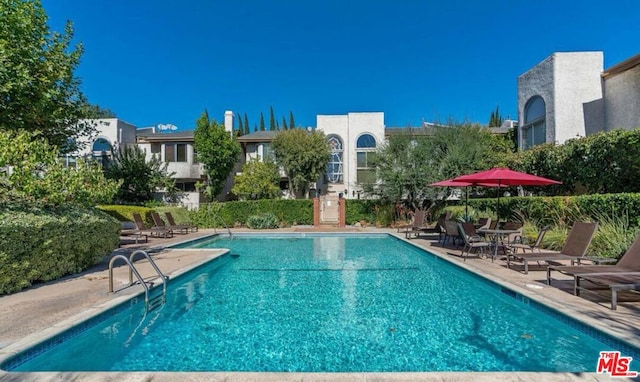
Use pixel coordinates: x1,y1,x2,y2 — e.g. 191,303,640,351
224,111,234,136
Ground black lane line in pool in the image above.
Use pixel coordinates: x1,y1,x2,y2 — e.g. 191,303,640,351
238,267,420,272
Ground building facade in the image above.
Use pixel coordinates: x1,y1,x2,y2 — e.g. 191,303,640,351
517,51,640,150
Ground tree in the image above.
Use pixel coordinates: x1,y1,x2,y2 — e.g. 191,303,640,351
231,159,280,200
489,106,504,127
282,116,288,130
237,115,244,137
370,122,513,210
269,106,276,131
244,113,250,135
0,0,93,152
81,103,117,119
0,130,119,206
259,112,265,131
272,128,329,198
289,111,296,129
193,110,240,200
103,145,175,204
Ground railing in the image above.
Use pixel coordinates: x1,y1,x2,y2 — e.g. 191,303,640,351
108,250,168,312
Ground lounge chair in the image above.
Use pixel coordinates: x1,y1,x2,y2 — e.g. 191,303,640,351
399,210,430,238
165,212,198,233
132,212,173,238
151,212,188,235
507,222,598,274
457,222,491,261
573,272,640,310
547,234,640,285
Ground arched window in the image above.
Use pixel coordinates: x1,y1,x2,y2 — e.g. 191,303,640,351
326,135,343,183
522,96,546,149
92,138,112,153
91,137,112,166
356,133,376,184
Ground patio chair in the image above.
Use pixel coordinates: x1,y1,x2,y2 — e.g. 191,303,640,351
507,222,598,274
165,212,198,233
476,217,491,230
573,272,640,310
152,212,189,235
507,225,549,255
547,234,640,285
398,210,436,239
132,212,173,238
457,222,491,261
442,219,462,247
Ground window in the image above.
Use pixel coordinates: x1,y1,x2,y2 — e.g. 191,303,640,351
522,96,546,149
91,137,112,166
261,143,275,162
165,143,188,162
326,135,343,183
356,133,376,184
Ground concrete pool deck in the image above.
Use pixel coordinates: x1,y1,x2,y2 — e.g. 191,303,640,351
0,227,638,381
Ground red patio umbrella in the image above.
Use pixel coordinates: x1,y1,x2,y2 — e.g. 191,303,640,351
444,167,562,220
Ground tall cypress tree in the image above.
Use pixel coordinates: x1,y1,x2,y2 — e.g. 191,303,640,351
282,116,288,130
259,112,265,131
237,115,244,136
269,106,276,131
289,111,295,129
244,113,250,134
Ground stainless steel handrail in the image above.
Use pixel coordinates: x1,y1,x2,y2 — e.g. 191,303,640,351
108,254,150,311
128,250,168,298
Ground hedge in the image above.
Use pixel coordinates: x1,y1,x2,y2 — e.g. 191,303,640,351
190,200,314,227
0,203,120,295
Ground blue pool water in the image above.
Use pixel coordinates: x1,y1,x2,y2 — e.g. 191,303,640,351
5,234,639,372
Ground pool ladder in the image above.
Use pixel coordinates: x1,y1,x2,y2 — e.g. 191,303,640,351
108,250,169,312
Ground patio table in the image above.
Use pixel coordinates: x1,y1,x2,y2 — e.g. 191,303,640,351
477,228,520,262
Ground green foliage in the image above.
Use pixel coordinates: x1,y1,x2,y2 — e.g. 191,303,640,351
80,104,117,119
103,145,176,204
488,106,504,127
272,128,330,198
289,111,295,130
96,204,155,226
191,200,313,227
0,0,94,152
371,122,512,209
588,210,640,259
259,112,265,131
0,203,120,294
269,106,276,131
511,129,640,195
232,159,281,200
193,110,241,200
0,130,119,206
246,213,279,229
344,199,377,225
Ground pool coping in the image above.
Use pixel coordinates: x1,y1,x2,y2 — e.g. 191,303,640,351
0,230,635,381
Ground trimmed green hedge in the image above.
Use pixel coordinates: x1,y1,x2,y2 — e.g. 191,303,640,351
0,204,120,295
191,200,314,227
97,204,155,227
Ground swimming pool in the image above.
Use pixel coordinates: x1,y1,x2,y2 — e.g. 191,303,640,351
2,233,639,373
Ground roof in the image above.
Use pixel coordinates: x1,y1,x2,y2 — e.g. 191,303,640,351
137,130,195,142
236,130,278,143
602,52,640,79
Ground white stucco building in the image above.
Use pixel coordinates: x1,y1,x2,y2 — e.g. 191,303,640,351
518,51,640,150
316,112,386,199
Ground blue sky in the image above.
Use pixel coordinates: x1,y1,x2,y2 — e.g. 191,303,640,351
43,0,640,131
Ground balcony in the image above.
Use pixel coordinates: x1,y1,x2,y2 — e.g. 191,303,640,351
165,162,205,179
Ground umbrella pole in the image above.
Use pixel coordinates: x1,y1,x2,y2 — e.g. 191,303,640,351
465,186,469,221
497,180,501,222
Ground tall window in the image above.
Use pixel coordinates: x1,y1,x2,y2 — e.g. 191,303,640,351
326,135,343,183
91,137,112,166
522,96,546,149
356,133,376,184
165,143,187,162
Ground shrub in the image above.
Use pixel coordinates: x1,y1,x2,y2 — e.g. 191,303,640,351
97,205,155,227
191,200,313,228
0,203,120,295
246,213,279,229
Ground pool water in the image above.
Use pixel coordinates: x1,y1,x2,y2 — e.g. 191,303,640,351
7,234,640,372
